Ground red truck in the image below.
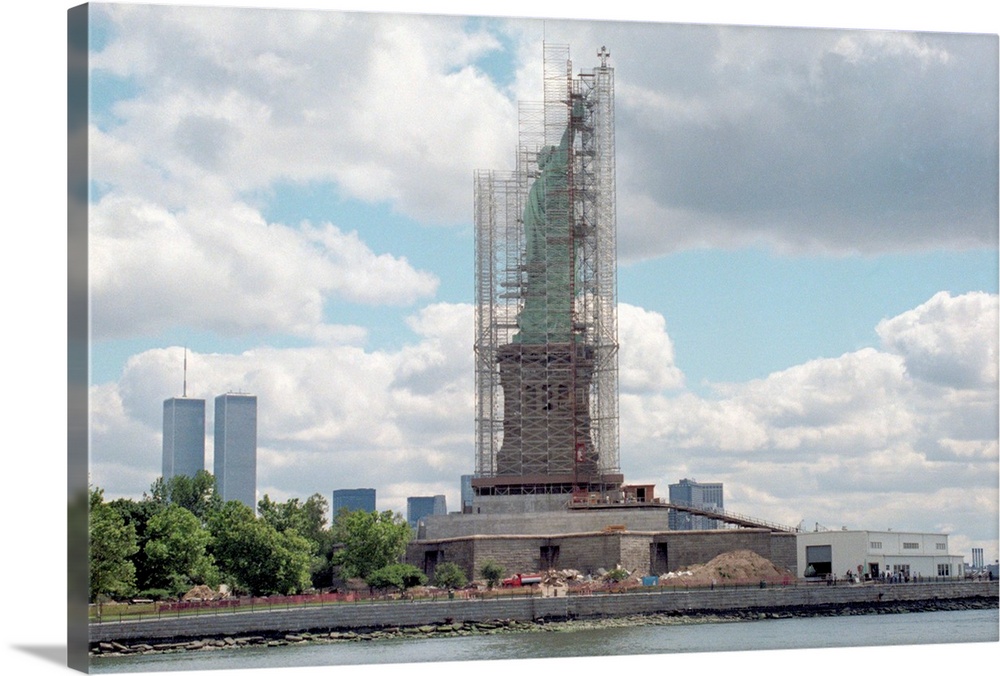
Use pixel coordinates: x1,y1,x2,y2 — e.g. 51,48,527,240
501,573,543,588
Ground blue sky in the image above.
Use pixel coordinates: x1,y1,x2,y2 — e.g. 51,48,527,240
79,2,998,567
622,248,998,390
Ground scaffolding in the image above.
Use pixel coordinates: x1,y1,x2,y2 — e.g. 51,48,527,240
473,45,620,504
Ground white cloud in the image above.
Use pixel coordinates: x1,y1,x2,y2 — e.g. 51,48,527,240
618,303,685,393
90,7,996,266
830,32,950,68
611,25,997,259
731,348,915,453
90,5,516,223
90,194,438,340
623,347,915,466
621,292,998,548
876,290,999,390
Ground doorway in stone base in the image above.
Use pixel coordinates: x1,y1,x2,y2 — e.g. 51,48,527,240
650,542,669,575
540,545,560,570
423,550,443,576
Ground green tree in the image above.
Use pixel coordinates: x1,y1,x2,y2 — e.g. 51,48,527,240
147,476,169,504
480,560,504,589
208,501,313,596
606,567,630,582
258,493,329,544
258,494,294,532
272,528,316,594
162,470,222,521
366,563,427,592
301,494,338,589
111,472,219,594
295,493,330,545
89,487,139,602
432,562,468,590
258,493,335,589
143,504,219,596
333,509,411,580
106,495,164,593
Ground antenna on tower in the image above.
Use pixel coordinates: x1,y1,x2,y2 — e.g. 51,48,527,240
183,346,188,398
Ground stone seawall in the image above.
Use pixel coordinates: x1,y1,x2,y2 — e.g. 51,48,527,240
90,580,998,645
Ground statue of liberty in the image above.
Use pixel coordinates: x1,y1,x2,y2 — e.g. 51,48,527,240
513,104,582,345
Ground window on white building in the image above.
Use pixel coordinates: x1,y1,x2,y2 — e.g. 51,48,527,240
902,542,919,550
936,543,946,550
937,564,951,576
870,541,882,549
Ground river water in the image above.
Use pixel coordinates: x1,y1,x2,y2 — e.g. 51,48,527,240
91,607,998,674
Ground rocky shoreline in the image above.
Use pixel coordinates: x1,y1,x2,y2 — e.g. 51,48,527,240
91,596,996,659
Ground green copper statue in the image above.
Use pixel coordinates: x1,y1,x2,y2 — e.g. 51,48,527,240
514,108,581,345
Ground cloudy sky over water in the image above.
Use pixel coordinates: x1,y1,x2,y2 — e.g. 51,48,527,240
83,1,998,564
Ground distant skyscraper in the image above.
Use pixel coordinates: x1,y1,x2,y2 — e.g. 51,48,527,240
407,495,446,529
460,475,474,514
214,393,257,511
333,488,376,515
162,397,205,481
669,478,724,530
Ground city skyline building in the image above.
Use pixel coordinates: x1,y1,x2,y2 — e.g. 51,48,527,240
460,475,474,514
472,44,620,512
407,494,447,529
333,488,376,515
214,392,258,511
161,397,205,482
669,478,724,531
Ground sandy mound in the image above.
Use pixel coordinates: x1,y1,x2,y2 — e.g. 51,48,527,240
182,585,217,601
662,550,794,586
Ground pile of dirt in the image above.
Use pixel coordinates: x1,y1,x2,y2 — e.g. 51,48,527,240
182,585,218,601
662,550,793,586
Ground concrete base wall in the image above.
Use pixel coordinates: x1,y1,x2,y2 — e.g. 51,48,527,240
770,532,798,572
407,528,794,582
469,493,572,515
91,581,999,644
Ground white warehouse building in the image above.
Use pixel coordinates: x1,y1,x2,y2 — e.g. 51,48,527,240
797,530,965,581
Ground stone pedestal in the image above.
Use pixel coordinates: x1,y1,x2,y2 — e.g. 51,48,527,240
495,342,599,479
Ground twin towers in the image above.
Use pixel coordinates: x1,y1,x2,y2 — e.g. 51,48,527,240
162,376,258,511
